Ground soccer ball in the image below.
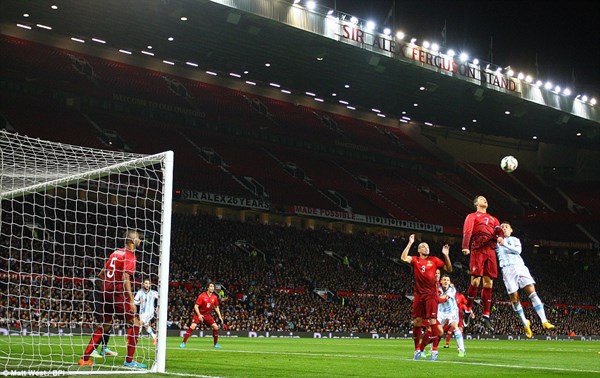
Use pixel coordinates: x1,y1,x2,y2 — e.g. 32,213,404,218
500,156,518,173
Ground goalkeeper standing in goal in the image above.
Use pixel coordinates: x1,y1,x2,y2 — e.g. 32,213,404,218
135,278,159,345
79,230,147,369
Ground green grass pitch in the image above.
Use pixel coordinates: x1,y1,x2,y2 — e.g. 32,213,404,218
1,336,599,377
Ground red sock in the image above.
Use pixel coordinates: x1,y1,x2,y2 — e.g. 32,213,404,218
431,325,443,350
83,327,103,360
466,284,478,310
445,330,452,344
213,329,219,345
418,329,430,351
412,326,422,350
182,328,193,343
126,326,139,363
419,330,437,351
482,287,493,317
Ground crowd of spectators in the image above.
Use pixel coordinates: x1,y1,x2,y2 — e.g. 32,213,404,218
165,213,599,336
1,210,599,336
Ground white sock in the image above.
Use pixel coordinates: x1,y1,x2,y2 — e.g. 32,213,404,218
529,292,548,323
454,328,465,352
146,326,155,336
512,302,528,325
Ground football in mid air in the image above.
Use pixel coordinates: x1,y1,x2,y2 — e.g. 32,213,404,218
500,155,518,173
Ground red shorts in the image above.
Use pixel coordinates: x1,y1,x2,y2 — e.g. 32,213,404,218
193,313,216,327
98,292,136,324
412,294,439,320
469,245,498,279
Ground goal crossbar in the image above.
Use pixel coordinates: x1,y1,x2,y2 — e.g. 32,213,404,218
1,152,170,200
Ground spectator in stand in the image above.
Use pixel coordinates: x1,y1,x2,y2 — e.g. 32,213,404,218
496,222,555,338
462,195,502,330
400,234,452,361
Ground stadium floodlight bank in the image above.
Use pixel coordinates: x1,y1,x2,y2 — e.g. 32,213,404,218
0,130,173,375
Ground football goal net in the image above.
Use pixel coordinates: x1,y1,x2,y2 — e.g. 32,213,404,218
0,130,173,375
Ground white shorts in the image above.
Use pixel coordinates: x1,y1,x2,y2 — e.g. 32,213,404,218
437,311,459,326
501,264,536,294
139,313,155,325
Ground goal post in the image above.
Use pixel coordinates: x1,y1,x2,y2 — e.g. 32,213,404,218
0,130,173,375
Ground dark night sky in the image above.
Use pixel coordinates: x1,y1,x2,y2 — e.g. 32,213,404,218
328,0,599,98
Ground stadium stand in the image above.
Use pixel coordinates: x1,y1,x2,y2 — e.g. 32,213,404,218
1,32,598,339
2,211,598,336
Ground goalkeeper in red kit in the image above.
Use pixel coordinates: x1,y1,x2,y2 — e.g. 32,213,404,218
462,195,502,330
180,282,224,348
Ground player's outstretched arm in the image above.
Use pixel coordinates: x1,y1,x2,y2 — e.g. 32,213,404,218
400,234,415,264
462,214,474,253
441,244,452,272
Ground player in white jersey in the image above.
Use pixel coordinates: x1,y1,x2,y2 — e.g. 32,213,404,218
496,222,555,338
437,275,466,357
134,278,159,345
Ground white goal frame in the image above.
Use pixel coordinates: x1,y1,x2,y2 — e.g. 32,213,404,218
0,130,173,375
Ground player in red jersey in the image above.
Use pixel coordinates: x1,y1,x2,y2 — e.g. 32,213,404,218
79,230,146,369
462,195,502,330
180,282,224,348
422,269,443,358
401,234,452,361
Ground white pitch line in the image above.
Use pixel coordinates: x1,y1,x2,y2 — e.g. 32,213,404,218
165,372,222,378
170,346,600,374
407,358,600,374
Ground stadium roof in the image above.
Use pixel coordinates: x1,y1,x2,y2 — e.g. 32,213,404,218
1,0,599,148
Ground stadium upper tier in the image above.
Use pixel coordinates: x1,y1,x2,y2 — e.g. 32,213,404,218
1,0,598,148
0,34,597,245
